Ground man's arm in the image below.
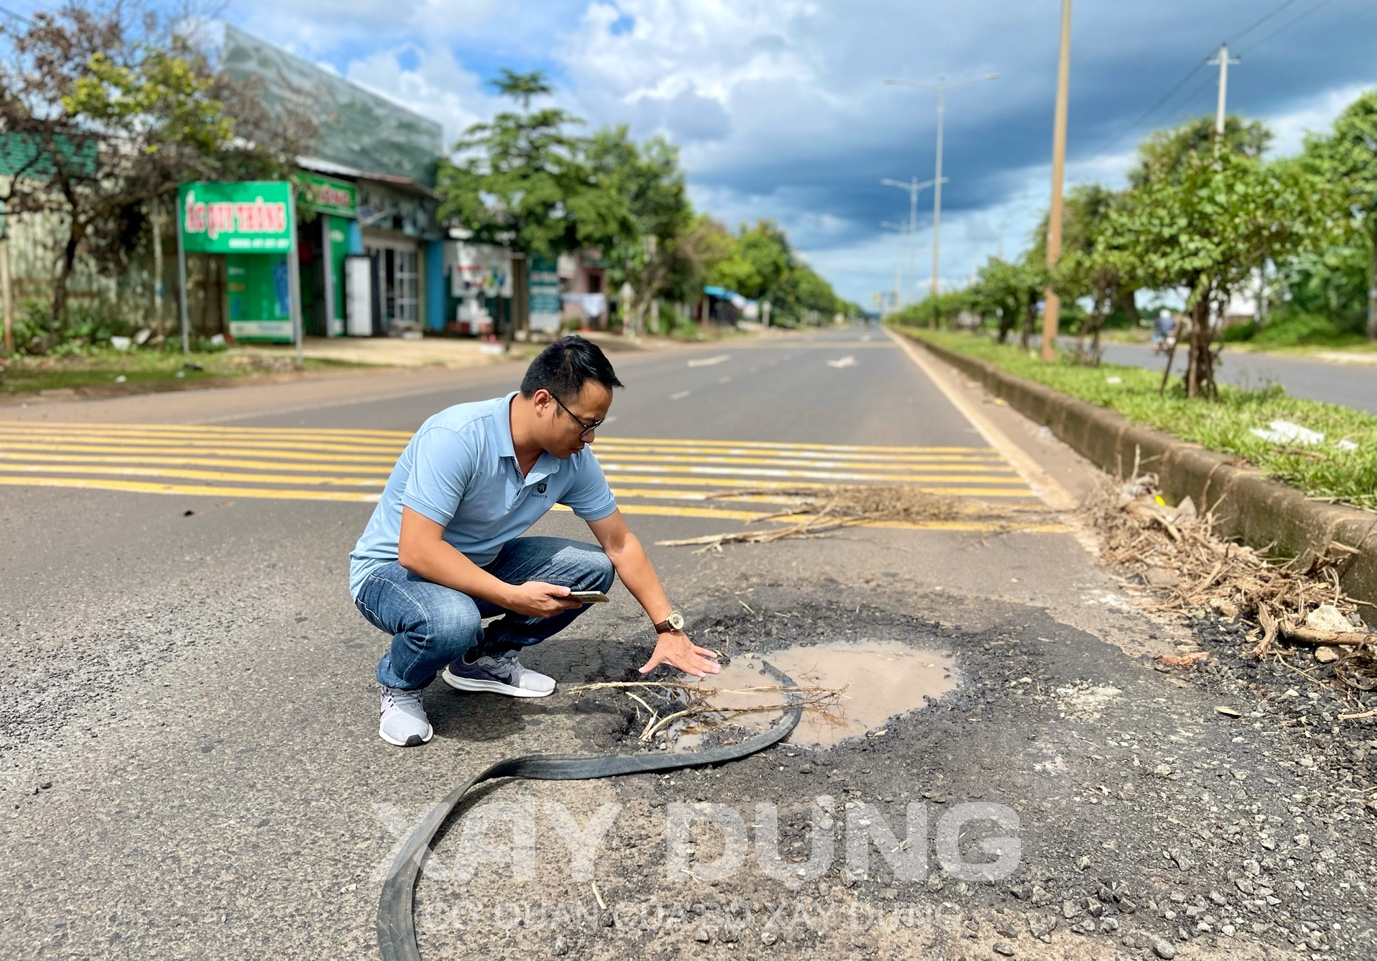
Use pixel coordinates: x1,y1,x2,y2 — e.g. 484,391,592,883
586,509,721,678
398,507,581,619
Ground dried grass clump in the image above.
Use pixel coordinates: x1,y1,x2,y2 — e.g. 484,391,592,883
1086,473,1374,691
657,484,1050,552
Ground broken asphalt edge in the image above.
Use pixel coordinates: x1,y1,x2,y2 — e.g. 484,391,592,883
897,330,1376,625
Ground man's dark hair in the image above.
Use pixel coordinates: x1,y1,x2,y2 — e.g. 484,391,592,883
520,335,624,400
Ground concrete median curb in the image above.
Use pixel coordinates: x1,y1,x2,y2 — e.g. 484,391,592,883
900,331,1376,621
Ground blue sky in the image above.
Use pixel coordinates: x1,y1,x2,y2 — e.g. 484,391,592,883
16,0,1370,305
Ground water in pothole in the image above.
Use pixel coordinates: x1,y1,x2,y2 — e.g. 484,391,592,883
675,639,957,749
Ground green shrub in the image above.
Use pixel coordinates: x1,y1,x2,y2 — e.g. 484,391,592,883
8,299,137,356
1252,309,1362,347
1222,320,1257,342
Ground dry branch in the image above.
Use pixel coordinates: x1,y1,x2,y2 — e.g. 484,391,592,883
658,484,1055,551
1085,473,1375,690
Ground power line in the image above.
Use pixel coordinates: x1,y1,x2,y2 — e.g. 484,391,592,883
1230,0,1305,44
1092,0,1341,155
0,5,33,24
1099,62,1207,153
1237,0,1339,56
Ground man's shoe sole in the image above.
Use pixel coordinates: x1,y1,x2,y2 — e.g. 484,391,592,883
441,668,553,698
379,721,434,747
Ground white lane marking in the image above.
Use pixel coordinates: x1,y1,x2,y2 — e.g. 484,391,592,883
688,354,731,368
827,356,857,369
718,376,731,384
670,390,692,400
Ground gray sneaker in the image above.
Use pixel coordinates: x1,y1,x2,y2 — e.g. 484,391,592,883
441,650,556,698
379,685,433,747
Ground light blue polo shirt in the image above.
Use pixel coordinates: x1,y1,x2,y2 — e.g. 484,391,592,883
349,392,618,598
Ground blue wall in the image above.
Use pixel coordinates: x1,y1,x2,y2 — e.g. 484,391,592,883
426,241,446,332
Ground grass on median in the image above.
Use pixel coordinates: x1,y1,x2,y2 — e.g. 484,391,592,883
0,347,369,394
893,326,1377,512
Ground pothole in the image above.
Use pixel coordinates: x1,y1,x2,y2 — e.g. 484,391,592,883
677,639,958,749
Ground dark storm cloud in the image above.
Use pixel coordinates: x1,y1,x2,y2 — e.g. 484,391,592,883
682,0,1373,253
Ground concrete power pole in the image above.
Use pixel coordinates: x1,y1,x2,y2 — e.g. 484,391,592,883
1207,43,1240,154
1040,0,1073,362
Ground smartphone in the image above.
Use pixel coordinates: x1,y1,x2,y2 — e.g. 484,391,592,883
568,590,610,603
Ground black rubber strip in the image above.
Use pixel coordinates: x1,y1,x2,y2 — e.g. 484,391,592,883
377,662,803,961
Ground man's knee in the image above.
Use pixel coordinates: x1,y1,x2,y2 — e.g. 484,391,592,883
558,542,615,592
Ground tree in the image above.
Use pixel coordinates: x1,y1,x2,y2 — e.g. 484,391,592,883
707,220,790,300
1108,140,1318,398
436,70,631,338
971,256,1044,345
1289,91,1376,339
0,3,304,329
585,126,692,334
1127,115,1270,189
1031,183,1138,361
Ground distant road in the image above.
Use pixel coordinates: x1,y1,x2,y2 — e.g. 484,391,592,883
1088,342,1376,414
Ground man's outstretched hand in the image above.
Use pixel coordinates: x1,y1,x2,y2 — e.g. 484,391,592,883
639,630,721,679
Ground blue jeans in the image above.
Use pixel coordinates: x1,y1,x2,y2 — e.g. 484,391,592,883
353,537,616,690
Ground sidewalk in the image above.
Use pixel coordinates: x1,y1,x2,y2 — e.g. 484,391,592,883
258,335,525,369
256,330,703,368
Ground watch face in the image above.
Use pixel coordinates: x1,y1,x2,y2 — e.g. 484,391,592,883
668,611,685,630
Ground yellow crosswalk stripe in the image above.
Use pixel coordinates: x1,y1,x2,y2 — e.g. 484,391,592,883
0,422,1046,525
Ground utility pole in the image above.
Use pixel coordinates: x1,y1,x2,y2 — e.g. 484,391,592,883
1207,43,1240,154
886,72,999,299
1041,0,1073,362
881,176,945,305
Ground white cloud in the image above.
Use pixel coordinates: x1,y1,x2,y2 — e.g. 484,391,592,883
344,43,494,143
1265,83,1370,158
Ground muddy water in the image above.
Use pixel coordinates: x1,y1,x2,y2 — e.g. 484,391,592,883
677,640,957,749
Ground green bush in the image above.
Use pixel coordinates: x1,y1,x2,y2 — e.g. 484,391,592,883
1222,320,1257,342
9,299,137,356
1251,309,1364,347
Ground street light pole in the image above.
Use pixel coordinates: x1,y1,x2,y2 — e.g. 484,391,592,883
880,220,907,313
881,176,946,305
1041,0,1073,362
886,72,999,299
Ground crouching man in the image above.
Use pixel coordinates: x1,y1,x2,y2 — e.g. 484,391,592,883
349,336,721,746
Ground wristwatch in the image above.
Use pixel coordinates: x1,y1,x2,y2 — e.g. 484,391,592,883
653,610,685,634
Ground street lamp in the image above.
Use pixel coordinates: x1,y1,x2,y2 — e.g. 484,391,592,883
881,176,946,305
885,72,999,298
880,221,907,313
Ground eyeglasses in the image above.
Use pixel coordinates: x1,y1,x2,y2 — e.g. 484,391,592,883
551,393,605,439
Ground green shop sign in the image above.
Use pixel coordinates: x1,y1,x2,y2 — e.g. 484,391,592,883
298,172,357,218
177,181,293,254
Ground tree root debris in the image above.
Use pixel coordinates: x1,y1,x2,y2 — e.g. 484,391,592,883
567,679,846,743
1086,473,1376,692
655,484,1055,552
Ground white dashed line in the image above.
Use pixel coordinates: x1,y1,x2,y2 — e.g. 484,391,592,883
670,390,692,400
687,354,731,368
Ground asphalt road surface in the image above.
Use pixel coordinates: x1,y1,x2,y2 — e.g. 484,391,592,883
1091,341,1376,414
2,328,1373,961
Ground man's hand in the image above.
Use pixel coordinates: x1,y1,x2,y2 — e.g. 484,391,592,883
638,631,721,679
505,581,584,618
